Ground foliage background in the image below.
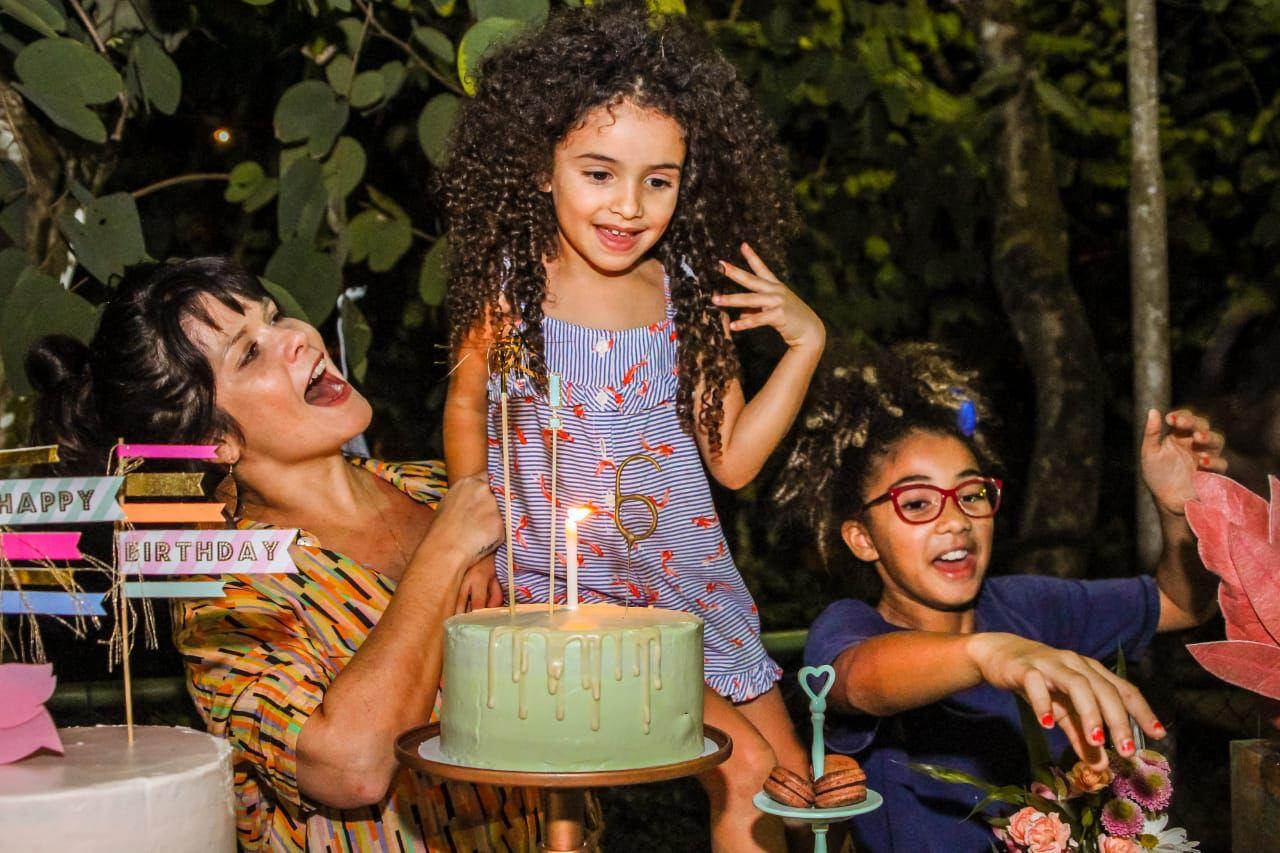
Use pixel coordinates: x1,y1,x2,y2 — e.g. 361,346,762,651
1,0,1277,848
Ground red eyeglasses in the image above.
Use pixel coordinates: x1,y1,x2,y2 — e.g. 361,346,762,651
861,478,1003,525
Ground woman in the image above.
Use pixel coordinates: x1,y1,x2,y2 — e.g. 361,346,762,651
27,258,554,851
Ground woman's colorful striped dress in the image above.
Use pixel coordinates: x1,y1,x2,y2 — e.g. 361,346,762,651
486,287,781,703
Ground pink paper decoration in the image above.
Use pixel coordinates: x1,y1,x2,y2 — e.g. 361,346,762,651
1186,472,1280,700
0,663,62,764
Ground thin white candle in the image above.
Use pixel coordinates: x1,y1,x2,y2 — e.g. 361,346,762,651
564,506,589,610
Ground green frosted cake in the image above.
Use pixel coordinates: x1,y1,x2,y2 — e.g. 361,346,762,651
440,603,704,772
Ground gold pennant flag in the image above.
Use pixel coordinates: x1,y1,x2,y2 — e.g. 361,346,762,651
125,472,204,497
0,445,60,469
1,567,78,587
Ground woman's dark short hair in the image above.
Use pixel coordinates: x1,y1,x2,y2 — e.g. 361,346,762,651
25,257,268,473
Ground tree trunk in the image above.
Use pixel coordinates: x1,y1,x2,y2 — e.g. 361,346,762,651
1127,0,1171,569
971,0,1104,578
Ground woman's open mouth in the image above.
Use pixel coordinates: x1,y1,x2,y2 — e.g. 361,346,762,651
304,356,351,406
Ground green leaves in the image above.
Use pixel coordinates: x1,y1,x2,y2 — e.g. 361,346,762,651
132,34,182,115
274,80,349,156
264,240,341,325
14,38,123,143
57,193,148,285
0,267,99,396
417,93,460,167
470,0,548,25
225,161,279,212
323,137,367,202
413,26,455,63
0,0,65,38
457,17,525,96
278,157,328,241
418,235,449,306
340,298,372,381
349,189,413,272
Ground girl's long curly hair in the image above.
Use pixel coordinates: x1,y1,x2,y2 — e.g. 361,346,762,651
441,1,798,452
773,342,1002,572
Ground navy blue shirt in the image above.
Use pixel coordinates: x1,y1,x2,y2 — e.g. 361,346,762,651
804,574,1160,853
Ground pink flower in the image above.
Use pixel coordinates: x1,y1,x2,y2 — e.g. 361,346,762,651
1098,835,1139,853
1101,797,1144,838
1003,807,1074,853
1005,806,1042,845
1031,781,1058,801
1130,765,1173,812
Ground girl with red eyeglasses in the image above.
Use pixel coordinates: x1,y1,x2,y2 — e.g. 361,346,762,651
773,342,1226,853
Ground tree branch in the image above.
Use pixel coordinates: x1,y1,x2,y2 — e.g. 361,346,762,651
352,0,465,96
131,172,229,200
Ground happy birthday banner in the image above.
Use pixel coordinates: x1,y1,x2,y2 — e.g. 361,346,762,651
0,478,125,525
117,529,299,575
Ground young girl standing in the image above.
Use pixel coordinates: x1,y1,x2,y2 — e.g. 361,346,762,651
442,4,821,849
774,343,1225,853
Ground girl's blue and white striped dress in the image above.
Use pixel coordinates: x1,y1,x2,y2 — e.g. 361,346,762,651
485,286,781,702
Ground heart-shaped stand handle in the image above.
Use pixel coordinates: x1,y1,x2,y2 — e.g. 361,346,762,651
797,664,835,778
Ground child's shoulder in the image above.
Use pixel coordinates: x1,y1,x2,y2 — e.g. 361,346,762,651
804,598,892,667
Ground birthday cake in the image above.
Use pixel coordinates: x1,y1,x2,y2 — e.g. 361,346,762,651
440,603,704,772
0,725,235,852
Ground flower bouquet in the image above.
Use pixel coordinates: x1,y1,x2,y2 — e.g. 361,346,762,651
913,700,1197,852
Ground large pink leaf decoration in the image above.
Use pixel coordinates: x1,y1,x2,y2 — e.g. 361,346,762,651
1230,525,1280,644
1270,476,1280,544
1187,641,1280,700
1185,500,1271,643
0,662,62,764
1191,471,1269,535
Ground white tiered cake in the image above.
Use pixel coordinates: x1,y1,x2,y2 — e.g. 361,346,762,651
0,725,235,852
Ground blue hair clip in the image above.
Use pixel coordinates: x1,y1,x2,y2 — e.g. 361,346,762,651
957,399,978,437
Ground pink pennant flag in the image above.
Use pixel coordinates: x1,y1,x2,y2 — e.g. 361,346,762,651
0,663,62,764
0,532,82,562
117,529,298,575
115,444,218,460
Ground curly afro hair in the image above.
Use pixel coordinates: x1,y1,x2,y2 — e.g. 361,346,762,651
441,0,798,453
773,342,1002,570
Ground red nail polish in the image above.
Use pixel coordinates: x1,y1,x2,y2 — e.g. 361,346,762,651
1040,713,1054,728
1152,721,1166,736
1121,738,1135,753
1090,727,1105,744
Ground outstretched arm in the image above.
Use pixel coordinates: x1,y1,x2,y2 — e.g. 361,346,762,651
1139,408,1228,632
832,630,1164,769
694,243,826,489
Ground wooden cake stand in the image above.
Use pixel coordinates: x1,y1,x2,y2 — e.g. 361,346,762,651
396,723,731,852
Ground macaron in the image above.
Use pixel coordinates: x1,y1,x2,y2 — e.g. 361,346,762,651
814,755,868,808
763,766,814,808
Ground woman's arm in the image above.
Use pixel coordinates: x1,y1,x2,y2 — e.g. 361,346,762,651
694,244,825,490
1137,408,1228,632
443,333,493,484
833,630,1163,769
294,475,501,807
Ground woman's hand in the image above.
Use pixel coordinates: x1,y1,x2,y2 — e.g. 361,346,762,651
713,243,825,354
1140,408,1227,516
966,632,1164,769
421,474,504,567
455,553,504,613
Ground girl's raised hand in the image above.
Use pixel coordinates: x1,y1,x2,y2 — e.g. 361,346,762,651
966,632,1165,770
713,243,825,353
1140,408,1227,516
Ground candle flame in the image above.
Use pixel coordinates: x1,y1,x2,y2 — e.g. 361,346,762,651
567,506,590,523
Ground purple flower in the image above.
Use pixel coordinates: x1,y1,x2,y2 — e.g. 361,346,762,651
1101,797,1144,838
1129,765,1173,812
1135,748,1171,773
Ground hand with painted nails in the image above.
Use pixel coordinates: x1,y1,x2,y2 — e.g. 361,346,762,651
1140,408,1227,517
966,632,1165,769
713,243,825,353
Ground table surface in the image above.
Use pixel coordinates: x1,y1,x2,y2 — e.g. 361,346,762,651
395,723,731,788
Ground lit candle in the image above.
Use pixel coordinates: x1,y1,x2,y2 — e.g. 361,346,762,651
564,506,589,610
